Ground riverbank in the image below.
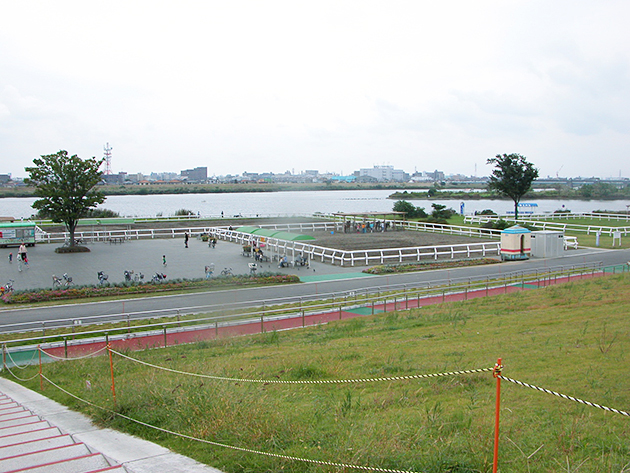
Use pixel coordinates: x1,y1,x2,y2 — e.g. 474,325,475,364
0,182,431,198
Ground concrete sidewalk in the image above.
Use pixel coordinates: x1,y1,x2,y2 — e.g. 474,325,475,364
0,377,223,473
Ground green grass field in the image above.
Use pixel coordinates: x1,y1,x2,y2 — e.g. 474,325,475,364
3,273,630,472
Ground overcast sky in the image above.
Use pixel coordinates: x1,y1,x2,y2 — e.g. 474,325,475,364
1,1,629,179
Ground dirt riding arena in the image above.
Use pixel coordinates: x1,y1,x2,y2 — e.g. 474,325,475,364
306,228,490,251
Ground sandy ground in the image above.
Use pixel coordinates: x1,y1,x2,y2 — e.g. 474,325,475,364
306,229,490,250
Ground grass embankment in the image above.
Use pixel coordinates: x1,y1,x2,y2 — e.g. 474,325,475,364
4,274,630,472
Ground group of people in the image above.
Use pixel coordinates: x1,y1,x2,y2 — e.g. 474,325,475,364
7,243,29,271
343,220,390,233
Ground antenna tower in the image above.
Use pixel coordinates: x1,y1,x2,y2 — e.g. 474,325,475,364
103,143,113,175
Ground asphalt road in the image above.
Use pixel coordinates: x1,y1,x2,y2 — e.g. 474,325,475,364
1,238,629,333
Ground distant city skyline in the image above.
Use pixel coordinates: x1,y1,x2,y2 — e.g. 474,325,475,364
4,161,628,182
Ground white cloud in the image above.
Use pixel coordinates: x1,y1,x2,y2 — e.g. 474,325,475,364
0,0,629,178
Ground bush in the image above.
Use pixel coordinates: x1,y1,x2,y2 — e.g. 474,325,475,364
431,203,456,220
86,208,121,218
174,209,194,216
475,209,497,216
392,200,427,219
1,273,300,304
55,245,90,253
481,219,510,230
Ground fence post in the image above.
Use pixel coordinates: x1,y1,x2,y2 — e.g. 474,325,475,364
163,326,167,347
2,344,6,369
108,344,117,407
492,358,503,473
38,346,43,391
64,338,68,359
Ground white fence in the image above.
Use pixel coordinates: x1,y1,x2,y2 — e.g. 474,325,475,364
35,219,501,267
220,227,500,266
463,215,630,236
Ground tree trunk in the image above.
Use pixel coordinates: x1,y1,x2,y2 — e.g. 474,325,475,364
514,200,519,220
67,221,77,247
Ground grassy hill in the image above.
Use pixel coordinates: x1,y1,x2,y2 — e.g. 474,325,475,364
4,273,630,472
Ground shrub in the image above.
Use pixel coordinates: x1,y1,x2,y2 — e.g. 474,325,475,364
86,208,121,218
174,208,194,216
475,209,497,216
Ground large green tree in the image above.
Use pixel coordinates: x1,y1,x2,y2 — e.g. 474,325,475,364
486,153,539,219
25,150,106,247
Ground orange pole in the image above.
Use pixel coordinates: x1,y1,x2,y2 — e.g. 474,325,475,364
492,358,503,473
38,345,43,391
108,343,117,407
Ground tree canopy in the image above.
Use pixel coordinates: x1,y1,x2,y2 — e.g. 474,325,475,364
393,200,427,219
486,153,539,219
25,151,106,247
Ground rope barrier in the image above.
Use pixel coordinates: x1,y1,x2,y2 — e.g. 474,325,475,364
4,363,40,382
39,345,109,361
40,374,420,473
498,375,630,418
111,349,493,384
4,350,38,369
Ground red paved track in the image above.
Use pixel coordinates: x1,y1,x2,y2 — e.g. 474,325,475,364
41,272,602,360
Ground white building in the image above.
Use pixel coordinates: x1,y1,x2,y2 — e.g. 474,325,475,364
358,165,409,182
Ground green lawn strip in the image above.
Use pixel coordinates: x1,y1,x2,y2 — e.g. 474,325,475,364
5,273,629,472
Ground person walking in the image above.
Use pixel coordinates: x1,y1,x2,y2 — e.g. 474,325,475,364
162,255,167,267
18,243,28,268
8,253,12,264
184,232,189,248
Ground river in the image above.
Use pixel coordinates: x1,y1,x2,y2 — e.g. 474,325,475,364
1,190,629,219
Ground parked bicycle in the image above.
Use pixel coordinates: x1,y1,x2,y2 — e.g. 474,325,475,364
152,272,167,283
220,267,234,277
0,279,14,296
97,271,109,285
124,270,134,282
63,273,74,286
52,274,62,287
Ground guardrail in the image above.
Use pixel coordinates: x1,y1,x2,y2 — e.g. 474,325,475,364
0,262,606,344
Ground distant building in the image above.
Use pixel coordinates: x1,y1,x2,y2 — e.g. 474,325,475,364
181,167,208,183
101,172,127,185
0,174,11,185
358,165,409,182
330,175,356,183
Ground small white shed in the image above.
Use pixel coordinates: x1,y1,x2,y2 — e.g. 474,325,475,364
530,230,564,258
500,225,531,261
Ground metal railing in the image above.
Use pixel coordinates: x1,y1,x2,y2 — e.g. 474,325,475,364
0,262,610,353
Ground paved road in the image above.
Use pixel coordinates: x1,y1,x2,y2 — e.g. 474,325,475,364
1,236,629,333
